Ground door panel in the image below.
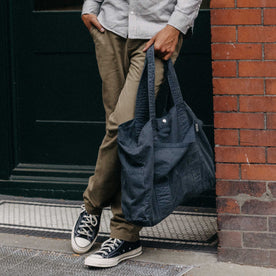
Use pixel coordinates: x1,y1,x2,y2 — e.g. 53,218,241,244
14,3,105,166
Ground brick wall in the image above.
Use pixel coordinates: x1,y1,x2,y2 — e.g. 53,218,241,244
210,0,276,267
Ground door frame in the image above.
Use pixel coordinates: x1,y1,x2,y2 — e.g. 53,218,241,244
0,0,14,181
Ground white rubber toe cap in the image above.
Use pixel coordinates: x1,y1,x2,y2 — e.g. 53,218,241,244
74,237,91,248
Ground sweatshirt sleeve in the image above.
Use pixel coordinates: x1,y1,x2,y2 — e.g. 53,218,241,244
168,0,203,34
82,0,103,15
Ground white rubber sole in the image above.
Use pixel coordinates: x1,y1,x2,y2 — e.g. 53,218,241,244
70,221,98,254
84,246,143,268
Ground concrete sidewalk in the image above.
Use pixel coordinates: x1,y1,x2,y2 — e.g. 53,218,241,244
0,195,275,275
1,232,276,276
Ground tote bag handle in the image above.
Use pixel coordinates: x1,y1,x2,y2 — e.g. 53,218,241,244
135,45,188,138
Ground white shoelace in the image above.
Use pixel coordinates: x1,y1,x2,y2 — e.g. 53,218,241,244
96,238,122,256
77,205,98,238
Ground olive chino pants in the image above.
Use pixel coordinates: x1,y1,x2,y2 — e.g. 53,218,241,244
84,26,183,242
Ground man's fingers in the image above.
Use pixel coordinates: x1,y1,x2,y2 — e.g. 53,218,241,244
82,14,105,32
143,37,155,52
162,52,172,61
92,18,105,32
161,46,175,60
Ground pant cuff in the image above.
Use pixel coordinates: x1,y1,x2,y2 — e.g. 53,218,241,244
110,229,140,242
84,201,102,216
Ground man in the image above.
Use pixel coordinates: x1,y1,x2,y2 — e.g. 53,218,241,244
71,0,202,268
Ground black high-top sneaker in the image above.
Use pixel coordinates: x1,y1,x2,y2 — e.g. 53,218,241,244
71,204,101,254
84,238,142,267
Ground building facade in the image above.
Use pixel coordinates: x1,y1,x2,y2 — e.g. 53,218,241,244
1,0,275,268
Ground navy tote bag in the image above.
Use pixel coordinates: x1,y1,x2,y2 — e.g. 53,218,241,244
117,45,215,227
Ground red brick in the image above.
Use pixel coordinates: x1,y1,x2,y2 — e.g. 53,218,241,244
211,26,236,43
215,129,239,145
216,163,240,179
268,182,276,197
242,164,276,181
269,217,276,231
239,61,276,77
213,96,237,112
238,26,276,43
240,96,276,112
268,148,276,163
214,113,264,129
218,248,270,266
218,231,242,248
242,199,276,214
216,180,266,197
264,44,276,60
210,0,235,8
237,0,276,7
213,78,264,95
264,9,276,25
267,113,276,129
218,214,267,231
217,198,240,214
215,146,265,163
212,44,262,60
244,233,276,249
211,9,262,25
266,79,276,95
212,61,236,77
240,130,276,146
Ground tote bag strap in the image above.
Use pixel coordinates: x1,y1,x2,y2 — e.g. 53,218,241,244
165,59,188,124
135,45,188,138
135,45,156,138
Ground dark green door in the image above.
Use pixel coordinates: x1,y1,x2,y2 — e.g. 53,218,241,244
2,0,214,206
7,0,105,197
12,0,105,165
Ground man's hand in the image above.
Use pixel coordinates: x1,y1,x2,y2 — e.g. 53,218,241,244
143,25,180,60
81,14,105,32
